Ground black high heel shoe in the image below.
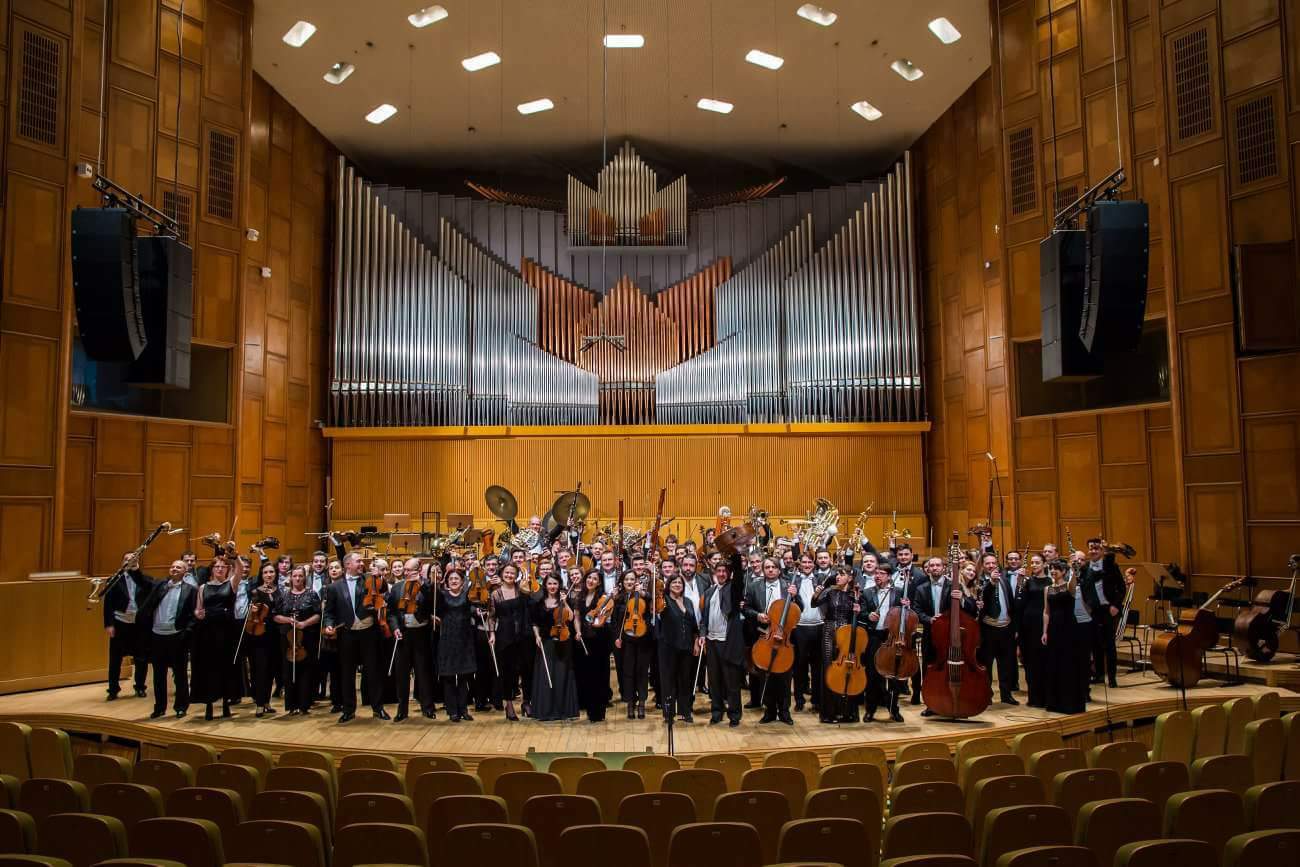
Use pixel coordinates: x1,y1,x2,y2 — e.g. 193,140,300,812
204,704,214,721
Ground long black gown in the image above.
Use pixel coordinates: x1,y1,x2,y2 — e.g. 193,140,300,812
191,581,240,706
530,598,580,721
1017,576,1049,708
1043,586,1087,714
572,592,611,721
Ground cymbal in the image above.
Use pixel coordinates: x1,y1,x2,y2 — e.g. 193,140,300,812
484,485,518,521
550,490,591,524
542,512,558,539
715,525,756,557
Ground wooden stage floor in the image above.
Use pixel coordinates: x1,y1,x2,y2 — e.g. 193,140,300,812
3,670,1296,767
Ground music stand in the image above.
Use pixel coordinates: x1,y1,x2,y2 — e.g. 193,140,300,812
447,513,474,531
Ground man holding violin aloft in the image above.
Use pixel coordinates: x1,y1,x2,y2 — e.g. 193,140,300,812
386,557,438,721
699,551,748,726
322,551,388,722
742,558,796,725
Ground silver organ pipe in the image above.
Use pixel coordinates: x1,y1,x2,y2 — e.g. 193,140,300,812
655,335,744,424
567,142,686,247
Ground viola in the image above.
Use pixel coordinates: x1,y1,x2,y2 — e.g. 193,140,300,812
586,594,614,628
467,566,491,606
245,600,271,636
825,585,869,697
396,576,423,617
873,586,920,683
363,573,392,638
920,531,992,719
286,619,307,663
518,561,539,595
550,600,573,641
621,594,648,638
751,590,802,675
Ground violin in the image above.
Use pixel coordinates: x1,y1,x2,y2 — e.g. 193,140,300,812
396,575,423,617
518,561,539,595
621,594,648,638
363,573,392,638
245,599,271,636
873,585,920,683
467,565,491,606
751,588,802,674
921,531,992,719
825,584,869,698
586,594,614,628
550,600,574,641
286,618,307,663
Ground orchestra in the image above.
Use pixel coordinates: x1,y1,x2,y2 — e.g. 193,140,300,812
98,490,1182,729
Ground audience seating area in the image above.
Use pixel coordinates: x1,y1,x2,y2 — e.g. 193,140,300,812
0,696,1295,867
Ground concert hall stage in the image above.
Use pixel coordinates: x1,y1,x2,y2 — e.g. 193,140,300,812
2,672,1294,768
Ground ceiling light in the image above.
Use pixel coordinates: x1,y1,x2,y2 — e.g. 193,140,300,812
282,21,317,47
851,100,883,121
928,17,961,44
891,59,924,81
408,5,448,28
461,51,501,71
603,34,645,48
323,62,354,85
517,97,555,115
697,97,733,114
365,104,397,124
745,49,784,70
796,4,837,26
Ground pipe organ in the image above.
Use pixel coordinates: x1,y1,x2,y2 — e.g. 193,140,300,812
567,142,687,248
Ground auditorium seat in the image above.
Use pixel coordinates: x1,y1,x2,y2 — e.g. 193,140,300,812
830,745,887,774
1225,698,1255,754
225,819,325,867
249,789,331,854
1190,704,1226,758
1285,713,1300,781
278,752,335,789
713,790,789,863
90,860,185,867
1223,828,1300,867
89,784,163,843
667,822,761,867
130,762,192,802
881,812,974,861
422,794,507,867
1122,761,1189,817
195,764,259,810
1243,780,1300,830
218,748,274,781
333,821,427,867
740,767,806,819
1050,768,1121,828
337,767,404,798
547,758,604,794
1189,753,1253,795
520,794,600,867
1073,798,1160,867
130,817,223,867
1244,718,1284,784
991,845,1093,867
660,770,726,822
967,775,1046,841
1012,733,1065,764
1114,839,1216,867
335,792,415,830
27,731,71,782
957,739,1013,784
1253,692,1281,721
1149,711,1193,764
961,756,1026,802
558,824,650,867
1086,742,1148,778
891,759,956,791
777,816,875,867
404,755,464,794
475,757,533,794
72,756,131,793
0,809,36,854
18,778,88,842
1025,750,1086,796
164,786,244,853
895,743,952,766
977,805,1071,867
40,813,127,867
617,793,696,867
817,762,884,803
338,753,397,773
889,782,964,817
690,755,747,792
1164,788,1246,859
0,776,19,809
623,756,682,794
0,857,71,867
763,750,821,791
493,771,562,824
163,745,216,773
880,857,976,867
574,769,642,823
804,786,880,829
0,724,32,782
412,771,482,826
442,823,537,867
264,767,334,824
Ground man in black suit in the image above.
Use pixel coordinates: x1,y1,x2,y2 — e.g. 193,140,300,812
1083,538,1126,688
135,559,196,718
323,551,389,722
386,557,437,722
742,558,795,725
977,554,1019,705
699,552,747,726
103,553,155,700
863,563,908,722
910,555,978,717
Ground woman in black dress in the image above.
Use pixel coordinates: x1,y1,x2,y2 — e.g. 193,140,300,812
657,573,701,723
274,565,321,715
436,570,477,722
1017,553,1050,708
531,575,580,721
192,557,240,720
1042,559,1087,714
246,561,281,717
489,564,529,721
573,571,611,722
612,571,652,719
819,566,863,723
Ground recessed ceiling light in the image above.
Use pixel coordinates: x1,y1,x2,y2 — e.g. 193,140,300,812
408,5,448,28
851,100,883,121
928,17,961,44
697,97,734,114
365,104,397,124
745,49,785,70
323,62,355,85
461,51,501,71
603,34,645,48
517,97,555,115
282,21,317,47
891,59,924,81
795,4,837,26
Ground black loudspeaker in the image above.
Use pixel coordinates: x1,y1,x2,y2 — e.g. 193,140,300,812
1041,229,1103,382
127,237,193,388
1079,200,1149,352
71,208,146,361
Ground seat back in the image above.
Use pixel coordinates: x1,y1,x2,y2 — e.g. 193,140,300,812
1223,828,1300,867
89,783,163,842
1026,750,1086,796
1190,754,1253,795
623,755,682,793
131,816,224,867
333,821,427,867
131,761,193,802
1150,711,1194,764
1243,780,1300,830
967,776,1046,842
27,731,72,782
475,757,533,794
164,786,243,853
219,748,274,780
1012,733,1065,764
1285,713,1300,781
831,746,887,776
164,744,217,773
226,818,325,867
690,755,748,793
1051,768,1121,828
1253,691,1282,721
1122,761,1189,817
892,759,957,791
548,758,605,794
713,790,789,863
763,750,821,791
617,792,696,867
71,755,131,793
404,755,465,794
574,770,643,823
740,767,806,820
1224,698,1254,755
1245,718,1284,785
17,778,88,836
250,789,332,853
41,812,127,867
520,794,601,867
879,857,975,867
889,782,964,817
1114,839,1217,867
882,812,974,861
777,816,877,867
0,809,35,855
278,750,336,783
992,845,1094,867
667,821,762,867
422,794,507,867
661,770,727,822
558,824,651,867
264,767,334,825
493,771,563,824
1164,788,1246,859
442,822,537,867
1086,742,1149,778
0,724,31,782
978,804,1071,867
336,792,415,830
339,753,398,773
803,787,881,830
0,775,17,810
412,771,483,829
817,763,884,804
961,755,1026,800
338,767,405,798
1073,797,1160,867
1190,704,1227,759
956,738,1012,779
195,763,259,810
895,743,952,765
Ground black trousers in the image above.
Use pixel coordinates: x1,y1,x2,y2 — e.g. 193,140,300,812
757,666,792,715
1091,611,1118,681
864,630,901,716
107,620,147,695
705,641,743,722
980,622,1019,699
619,634,653,705
149,632,189,714
249,632,279,707
792,624,823,708
442,674,470,717
394,626,435,714
337,627,382,713
472,630,495,708
658,645,698,719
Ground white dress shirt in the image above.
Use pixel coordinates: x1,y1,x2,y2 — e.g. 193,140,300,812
344,575,374,629
152,581,185,636
706,587,727,641
115,576,139,624
795,574,824,626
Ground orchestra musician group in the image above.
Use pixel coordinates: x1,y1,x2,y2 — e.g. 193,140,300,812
99,500,1136,727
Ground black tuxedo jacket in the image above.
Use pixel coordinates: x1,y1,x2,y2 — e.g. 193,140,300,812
323,574,381,629
742,578,792,627
980,575,1018,634
699,554,747,665
1081,554,1125,616
135,575,197,637
102,567,156,628
910,578,978,626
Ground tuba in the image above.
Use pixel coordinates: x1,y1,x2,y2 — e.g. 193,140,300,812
801,498,840,549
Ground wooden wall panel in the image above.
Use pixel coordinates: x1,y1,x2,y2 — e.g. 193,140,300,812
3,173,64,310
0,334,57,466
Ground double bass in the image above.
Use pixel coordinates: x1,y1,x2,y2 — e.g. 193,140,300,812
825,584,869,699
874,585,920,683
1232,554,1299,662
1151,576,1247,687
921,531,992,719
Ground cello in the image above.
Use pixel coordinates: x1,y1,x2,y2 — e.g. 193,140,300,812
751,587,802,676
1151,576,1247,687
874,585,920,684
825,583,869,699
921,531,992,719
1232,554,1299,662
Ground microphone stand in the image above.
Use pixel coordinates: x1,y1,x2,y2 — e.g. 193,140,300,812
987,453,1007,557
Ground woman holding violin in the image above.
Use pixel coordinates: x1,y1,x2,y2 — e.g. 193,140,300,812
386,558,437,721
613,571,652,719
274,565,321,715
191,556,240,720
434,569,477,722
489,563,530,721
318,558,344,713
574,571,612,721
657,573,701,723
530,574,580,721
246,561,282,717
